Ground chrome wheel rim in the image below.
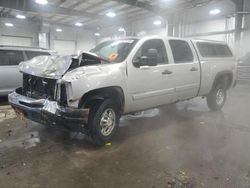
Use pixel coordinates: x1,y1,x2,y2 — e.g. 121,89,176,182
100,108,116,137
216,89,224,105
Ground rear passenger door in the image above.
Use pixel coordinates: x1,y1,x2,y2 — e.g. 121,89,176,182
0,50,24,95
168,39,200,101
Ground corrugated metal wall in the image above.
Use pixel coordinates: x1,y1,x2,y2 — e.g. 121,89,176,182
238,65,250,82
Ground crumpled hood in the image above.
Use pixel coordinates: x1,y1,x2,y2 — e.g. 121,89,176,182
19,55,72,79
62,66,104,81
62,63,122,82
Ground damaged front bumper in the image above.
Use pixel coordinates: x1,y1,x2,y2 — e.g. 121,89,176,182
8,88,89,133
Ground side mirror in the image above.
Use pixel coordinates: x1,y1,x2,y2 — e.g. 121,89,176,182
132,48,158,67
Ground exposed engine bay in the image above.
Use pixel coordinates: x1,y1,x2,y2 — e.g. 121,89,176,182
18,52,110,105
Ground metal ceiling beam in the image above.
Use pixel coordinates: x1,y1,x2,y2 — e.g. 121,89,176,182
47,0,86,20
0,0,97,18
112,0,162,15
0,0,123,27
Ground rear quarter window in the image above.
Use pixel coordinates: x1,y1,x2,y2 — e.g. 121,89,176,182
25,51,50,60
196,42,232,58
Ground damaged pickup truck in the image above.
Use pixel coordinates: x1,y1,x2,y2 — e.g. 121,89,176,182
8,36,237,145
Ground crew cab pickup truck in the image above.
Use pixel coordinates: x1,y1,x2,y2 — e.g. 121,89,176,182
8,36,237,145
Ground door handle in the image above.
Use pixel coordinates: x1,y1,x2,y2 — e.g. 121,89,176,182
190,67,198,72
162,70,173,75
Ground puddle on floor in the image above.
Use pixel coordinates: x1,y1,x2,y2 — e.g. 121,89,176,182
0,131,40,149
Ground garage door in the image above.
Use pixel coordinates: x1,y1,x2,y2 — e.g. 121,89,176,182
54,40,76,55
0,36,32,47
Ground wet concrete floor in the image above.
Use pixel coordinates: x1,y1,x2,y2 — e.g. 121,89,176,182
0,84,250,188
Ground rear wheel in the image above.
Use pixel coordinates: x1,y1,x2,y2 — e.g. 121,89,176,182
207,83,227,111
87,99,120,146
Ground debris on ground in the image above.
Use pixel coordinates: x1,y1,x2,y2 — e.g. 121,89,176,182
0,113,5,118
165,171,195,188
0,139,2,143
214,176,219,180
22,132,40,149
8,130,13,136
1,164,6,169
31,184,40,188
0,107,17,123
200,182,205,187
105,142,112,146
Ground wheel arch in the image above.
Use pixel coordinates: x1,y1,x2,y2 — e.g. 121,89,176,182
78,86,125,113
210,70,233,93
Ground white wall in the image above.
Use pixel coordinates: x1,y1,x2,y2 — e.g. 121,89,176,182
183,17,235,48
0,18,96,55
239,0,250,58
130,17,168,37
99,15,168,42
50,25,96,55
175,0,236,50
0,18,40,47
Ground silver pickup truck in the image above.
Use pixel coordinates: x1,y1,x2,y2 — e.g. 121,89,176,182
8,36,237,145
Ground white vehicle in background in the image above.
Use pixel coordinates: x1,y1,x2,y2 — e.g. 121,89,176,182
0,46,52,96
9,36,237,145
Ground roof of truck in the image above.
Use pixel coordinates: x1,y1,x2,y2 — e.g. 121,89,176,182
120,35,228,45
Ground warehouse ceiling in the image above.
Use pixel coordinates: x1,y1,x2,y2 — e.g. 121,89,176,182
0,0,217,29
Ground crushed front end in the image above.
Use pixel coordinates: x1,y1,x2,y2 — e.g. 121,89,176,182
8,55,90,133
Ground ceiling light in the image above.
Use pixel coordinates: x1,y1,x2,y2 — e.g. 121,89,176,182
56,28,62,32
75,22,83,27
209,9,221,15
35,0,48,5
153,20,162,25
118,27,125,32
16,15,26,19
94,33,101,36
5,23,13,27
106,12,116,18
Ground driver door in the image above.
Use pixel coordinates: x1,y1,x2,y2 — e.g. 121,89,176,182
127,39,175,112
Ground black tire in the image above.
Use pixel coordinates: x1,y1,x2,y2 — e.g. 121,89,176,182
87,99,120,146
207,83,227,111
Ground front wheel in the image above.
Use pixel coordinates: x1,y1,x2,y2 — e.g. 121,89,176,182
88,99,120,146
206,83,227,111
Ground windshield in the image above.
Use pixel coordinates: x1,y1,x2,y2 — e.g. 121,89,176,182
90,39,138,62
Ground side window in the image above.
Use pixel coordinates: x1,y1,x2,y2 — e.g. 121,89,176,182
25,51,50,60
169,40,194,63
0,50,24,66
133,39,168,65
197,42,233,57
